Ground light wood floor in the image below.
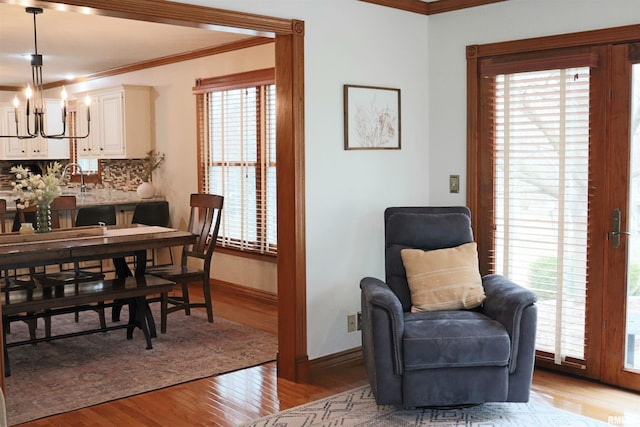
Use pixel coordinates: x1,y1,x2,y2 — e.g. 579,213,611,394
13,288,640,427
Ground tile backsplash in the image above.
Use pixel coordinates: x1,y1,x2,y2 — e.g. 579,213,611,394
101,159,148,191
0,159,148,192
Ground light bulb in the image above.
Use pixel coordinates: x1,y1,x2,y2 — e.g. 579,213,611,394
61,87,68,101
25,85,33,99
12,95,19,108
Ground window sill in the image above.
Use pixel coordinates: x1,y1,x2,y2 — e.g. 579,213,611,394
214,245,277,263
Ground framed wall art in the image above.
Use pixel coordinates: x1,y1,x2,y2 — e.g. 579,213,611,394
343,84,401,150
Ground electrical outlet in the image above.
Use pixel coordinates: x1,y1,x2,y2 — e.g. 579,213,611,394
347,314,357,332
449,175,460,193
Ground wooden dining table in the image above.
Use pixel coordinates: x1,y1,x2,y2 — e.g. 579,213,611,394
0,225,196,390
0,225,194,271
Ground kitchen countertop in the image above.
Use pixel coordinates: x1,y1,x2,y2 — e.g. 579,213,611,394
0,189,165,212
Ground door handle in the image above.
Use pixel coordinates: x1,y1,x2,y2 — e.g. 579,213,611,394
610,208,631,248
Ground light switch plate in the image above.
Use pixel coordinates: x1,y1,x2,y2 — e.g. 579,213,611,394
449,175,460,193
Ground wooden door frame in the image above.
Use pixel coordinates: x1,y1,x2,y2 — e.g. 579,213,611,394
0,0,308,386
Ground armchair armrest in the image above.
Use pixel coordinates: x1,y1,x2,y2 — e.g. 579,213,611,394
482,274,538,373
360,276,405,375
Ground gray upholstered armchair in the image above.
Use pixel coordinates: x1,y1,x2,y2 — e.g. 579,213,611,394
360,207,538,408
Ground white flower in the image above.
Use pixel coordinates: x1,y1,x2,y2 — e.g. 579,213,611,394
10,162,63,207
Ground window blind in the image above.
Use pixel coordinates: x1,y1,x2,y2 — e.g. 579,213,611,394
196,75,276,256
493,67,590,365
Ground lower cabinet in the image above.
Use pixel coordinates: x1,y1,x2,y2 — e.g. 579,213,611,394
117,205,136,226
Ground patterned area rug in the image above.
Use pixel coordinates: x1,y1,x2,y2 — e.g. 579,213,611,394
243,385,609,427
4,305,277,426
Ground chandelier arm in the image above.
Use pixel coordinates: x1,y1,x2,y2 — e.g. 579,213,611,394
24,110,37,138
0,133,36,139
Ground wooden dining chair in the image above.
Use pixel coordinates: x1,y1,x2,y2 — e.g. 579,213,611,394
50,195,77,228
33,196,106,283
11,203,36,233
0,199,17,290
33,198,109,332
29,196,77,278
6,201,38,287
12,195,76,233
1,199,38,339
147,193,223,333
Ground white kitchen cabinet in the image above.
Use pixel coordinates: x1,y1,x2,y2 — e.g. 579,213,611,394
75,85,152,159
117,204,136,226
43,98,72,159
0,100,70,160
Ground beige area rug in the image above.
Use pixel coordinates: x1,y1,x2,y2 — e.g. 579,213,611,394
4,304,277,426
243,385,612,427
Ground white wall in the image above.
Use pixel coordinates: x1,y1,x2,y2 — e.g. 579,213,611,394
428,0,640,205
174,0,430,358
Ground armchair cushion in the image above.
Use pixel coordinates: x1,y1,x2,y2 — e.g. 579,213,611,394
401,242,485,312
403,310,510,370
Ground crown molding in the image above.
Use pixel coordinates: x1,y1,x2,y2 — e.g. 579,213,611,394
359,0,506,15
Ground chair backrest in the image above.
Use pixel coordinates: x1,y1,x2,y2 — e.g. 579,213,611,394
50,195,77,229
132,201,170,227
0,199,6,234
12,202,36,232
76,205,117,226
182,194,223,272
384,206,474,312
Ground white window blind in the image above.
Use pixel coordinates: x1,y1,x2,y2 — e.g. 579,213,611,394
198,83,276,255
494,67,590,365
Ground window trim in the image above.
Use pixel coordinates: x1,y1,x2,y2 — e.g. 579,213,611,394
193,68,275,93
195,68,277,256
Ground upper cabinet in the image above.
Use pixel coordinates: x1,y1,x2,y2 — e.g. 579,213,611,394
0,99,70,160
75,85,152,159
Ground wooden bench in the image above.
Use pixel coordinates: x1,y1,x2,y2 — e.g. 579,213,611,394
1,275,175,376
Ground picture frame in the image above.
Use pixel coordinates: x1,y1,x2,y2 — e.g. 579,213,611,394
343,84,401,150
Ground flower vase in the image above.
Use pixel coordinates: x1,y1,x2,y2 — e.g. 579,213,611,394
137,181,156,199
36,203,52,233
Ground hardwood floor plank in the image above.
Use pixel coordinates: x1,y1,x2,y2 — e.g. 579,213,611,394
11,285,640,426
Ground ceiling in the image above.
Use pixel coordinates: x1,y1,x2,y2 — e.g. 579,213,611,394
0,3,256,89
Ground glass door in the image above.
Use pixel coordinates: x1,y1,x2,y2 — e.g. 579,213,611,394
626,64,640,372
602,43,640,390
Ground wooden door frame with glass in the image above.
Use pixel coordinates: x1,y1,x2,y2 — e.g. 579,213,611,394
467,25,640,392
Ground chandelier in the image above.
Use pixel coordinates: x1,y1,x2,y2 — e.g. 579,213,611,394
0,7,90,140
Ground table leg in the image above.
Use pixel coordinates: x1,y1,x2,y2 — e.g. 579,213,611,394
125,297,153,350
135,250,147,278
113,258,132,279
112,251,147,322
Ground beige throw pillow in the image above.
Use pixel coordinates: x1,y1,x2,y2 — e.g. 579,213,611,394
401,242,485,312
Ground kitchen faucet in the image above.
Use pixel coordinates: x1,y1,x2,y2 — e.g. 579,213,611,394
62,163,87,193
